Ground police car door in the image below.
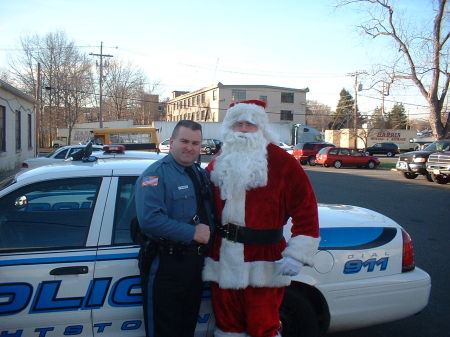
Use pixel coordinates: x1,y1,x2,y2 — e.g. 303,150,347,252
0,177,109,337
93,175,144,336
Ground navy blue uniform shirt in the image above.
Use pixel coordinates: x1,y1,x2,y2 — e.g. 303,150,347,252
135,153,199,243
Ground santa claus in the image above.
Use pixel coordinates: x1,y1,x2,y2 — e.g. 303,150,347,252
204,100,320,337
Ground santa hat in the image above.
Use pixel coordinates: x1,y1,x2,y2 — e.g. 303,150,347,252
222,100,278,143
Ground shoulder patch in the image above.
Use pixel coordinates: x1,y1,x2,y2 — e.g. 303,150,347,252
142,176,159,187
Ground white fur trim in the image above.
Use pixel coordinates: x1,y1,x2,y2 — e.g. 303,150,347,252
215,327,246,337
222,102,278,144
282,235,321,267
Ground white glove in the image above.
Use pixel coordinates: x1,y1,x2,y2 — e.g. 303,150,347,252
275,257,303,276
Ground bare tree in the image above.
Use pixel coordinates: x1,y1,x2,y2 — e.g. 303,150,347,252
7,31,94,146
305,100,334,131
102,59,147,120
337,0,449,139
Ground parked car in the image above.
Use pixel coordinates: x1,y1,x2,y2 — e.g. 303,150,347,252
365,142,400,157
396,139,450,181
212,139,222,153
292,142,336,166
158,138,171,153
425,151,450,184
21,145,104,169
0,157,431,336
316,147,380,169
201,139,218,155
94,145,167,161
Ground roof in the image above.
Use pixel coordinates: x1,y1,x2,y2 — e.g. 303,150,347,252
0,79,37,104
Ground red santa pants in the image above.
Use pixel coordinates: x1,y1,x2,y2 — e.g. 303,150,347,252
211,282,284,337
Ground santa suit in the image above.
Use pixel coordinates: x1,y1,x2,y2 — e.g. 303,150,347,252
204,143,320,337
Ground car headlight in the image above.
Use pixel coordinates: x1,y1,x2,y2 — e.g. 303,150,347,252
413,157,427,163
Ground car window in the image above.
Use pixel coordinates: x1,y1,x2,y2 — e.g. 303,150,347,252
328,148,338,155
113,176,139,244
303,143,314,150
351,149,362,156
54,148,69,159
0,177,101,251
339,149,350,155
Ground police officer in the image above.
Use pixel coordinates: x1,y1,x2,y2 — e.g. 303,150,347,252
135,120,212,337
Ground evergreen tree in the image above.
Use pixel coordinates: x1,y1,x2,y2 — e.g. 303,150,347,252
371,106,386,129
329,88,355,130
386,103,408,129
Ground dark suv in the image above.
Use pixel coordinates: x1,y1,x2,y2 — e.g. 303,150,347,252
396,139,450,181
365,142,400,157
201,139,221,155
292,142,335,166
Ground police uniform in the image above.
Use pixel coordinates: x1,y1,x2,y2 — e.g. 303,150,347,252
135,153,213,337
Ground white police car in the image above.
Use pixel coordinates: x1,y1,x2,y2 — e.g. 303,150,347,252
0,158,431,337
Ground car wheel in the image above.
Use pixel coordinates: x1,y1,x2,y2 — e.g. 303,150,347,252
365,151,370,156
387,151,394,157
367,160,376,169
308,156,316,166
333,160,342,169
300,160,307,165
402,172,418,179
431,174,449,184
280,287,320,337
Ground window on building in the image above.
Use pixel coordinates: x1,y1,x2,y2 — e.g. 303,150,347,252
28,114,32,149
259,95,267,103
281,92,294,103
280,110,293,121
232,89,246,101
0,105,5,152
213,90,217,101
201,94,205,103
15,110,21,151
201,110,205,120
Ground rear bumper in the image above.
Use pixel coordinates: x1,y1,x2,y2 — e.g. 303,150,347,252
319,267,431,333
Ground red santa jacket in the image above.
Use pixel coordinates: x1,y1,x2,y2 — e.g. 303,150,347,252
203,144,320,289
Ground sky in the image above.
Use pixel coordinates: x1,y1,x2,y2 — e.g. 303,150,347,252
0,0,439,120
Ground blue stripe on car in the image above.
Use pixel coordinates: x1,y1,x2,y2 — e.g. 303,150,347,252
319,227,397,250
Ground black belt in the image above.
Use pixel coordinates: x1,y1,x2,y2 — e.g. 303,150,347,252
216,223,284,245
157,241,207,256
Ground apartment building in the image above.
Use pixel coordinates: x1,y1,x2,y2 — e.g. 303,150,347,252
166,83,309,124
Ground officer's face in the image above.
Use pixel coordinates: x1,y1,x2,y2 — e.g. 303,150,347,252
170,126,202,167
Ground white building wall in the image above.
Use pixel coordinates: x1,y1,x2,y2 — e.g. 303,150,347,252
0,81,36,174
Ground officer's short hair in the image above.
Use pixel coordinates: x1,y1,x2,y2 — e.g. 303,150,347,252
172,120,202,138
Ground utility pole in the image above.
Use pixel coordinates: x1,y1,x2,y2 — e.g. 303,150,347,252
90,42,113,128
347,71,365,148
35,62,41,155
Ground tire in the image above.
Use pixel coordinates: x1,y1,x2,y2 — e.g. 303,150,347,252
280,287,320,337
308,156,316,166
387,151,394,157
432,174,449,184
300,160,307,165
323,164,329,167
367,160,376,169
425,173,434,182
333,160,342,169
402,172,418,179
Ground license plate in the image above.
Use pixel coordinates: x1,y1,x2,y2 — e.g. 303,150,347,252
433,169,440,175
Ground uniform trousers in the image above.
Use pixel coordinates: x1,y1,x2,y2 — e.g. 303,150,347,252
211,282,284,337
145,253,205,337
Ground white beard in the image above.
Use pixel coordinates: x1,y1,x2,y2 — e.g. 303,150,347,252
210,129,269,225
